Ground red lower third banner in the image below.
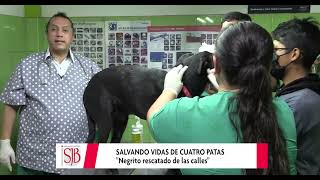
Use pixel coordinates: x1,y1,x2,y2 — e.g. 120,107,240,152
56,143,268,169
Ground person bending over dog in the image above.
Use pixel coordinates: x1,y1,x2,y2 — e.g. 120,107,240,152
204,11,252,95
147,21,297,175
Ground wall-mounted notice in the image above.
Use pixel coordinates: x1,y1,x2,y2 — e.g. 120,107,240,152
248,5,310,14
71,22,105,69
105,21,151,68
147,26,221,70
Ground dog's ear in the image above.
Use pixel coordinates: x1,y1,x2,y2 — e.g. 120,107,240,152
176,53,194,65
197,52,214,75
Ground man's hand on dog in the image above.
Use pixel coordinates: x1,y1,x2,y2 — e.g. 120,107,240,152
163,64,188,97
0,139,15,172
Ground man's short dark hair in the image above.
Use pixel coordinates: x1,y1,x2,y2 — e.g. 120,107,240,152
46,12,74,33
222,11,252,24
272,17,320,70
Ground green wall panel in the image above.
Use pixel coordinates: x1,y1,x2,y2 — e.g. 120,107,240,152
0,15,30,92
0,15,39,175
24,18,41,52
0,15,24,51
24,5,41,18
0,18,27,171
251,14,273,32
271,13,294,30
38,18,49,51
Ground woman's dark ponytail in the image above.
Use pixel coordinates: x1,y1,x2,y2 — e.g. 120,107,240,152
215,22,290,175
228,63,289,175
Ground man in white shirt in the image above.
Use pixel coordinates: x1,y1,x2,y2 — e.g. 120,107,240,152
0,12,101,175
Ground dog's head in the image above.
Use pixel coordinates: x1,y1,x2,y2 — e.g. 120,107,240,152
175,51,214,97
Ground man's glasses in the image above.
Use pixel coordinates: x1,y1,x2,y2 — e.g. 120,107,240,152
273,47,294,57
273,48,293,51
272,47,294,61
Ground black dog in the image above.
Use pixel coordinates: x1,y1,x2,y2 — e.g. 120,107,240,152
83,51,213,144
83,52,212,175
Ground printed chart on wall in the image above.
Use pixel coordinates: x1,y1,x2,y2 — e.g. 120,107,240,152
105,21,151,68
71,22,105,69
147,26,221,70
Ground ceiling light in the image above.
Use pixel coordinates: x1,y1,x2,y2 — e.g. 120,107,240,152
205,17,213,23
196,17,206,24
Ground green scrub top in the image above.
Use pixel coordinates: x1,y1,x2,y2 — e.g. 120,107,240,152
200,90,210,97
149,91,297,175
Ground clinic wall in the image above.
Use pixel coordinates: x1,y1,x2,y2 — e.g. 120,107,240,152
24,5,41,18
36,13,320,50
0,15,23,175
0,16,45,93
41,5,320,17
41,5,248,17
0,5,24,17
32,12,320,157
0,14,44,175
251,13,320,32
1,8,320,174
35,14,227,51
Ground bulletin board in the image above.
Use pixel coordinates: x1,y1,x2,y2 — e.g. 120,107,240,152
71,21,106,69
147,26,221,70
71,21,220,71
105,21,151,68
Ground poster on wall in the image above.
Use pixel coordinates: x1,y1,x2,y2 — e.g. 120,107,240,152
71,21,105,69
147,26,221,70
105,21,151,68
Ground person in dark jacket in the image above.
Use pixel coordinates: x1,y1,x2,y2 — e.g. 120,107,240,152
271,17,320,175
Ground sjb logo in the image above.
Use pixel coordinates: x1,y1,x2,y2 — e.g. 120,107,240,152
61,145,81,166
